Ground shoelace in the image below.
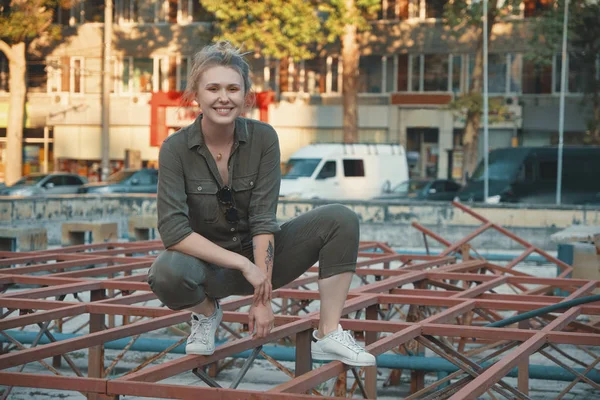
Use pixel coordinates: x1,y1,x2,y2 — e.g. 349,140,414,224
189,314,216,345
332,330,364,353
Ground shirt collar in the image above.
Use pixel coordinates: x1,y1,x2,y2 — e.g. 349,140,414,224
187,114,249,149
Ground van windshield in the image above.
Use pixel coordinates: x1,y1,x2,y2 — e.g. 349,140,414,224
470,160,520,181
283,158,322,179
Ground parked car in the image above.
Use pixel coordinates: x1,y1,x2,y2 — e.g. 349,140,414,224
78,168,158,194
373,178,463,201
280,143,409,200
456,146,600,204
0,173,87,196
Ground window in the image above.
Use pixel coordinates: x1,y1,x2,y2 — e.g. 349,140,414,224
46,58,62,93
554,53,586,94
86,0,104,22
343,160,365,177
135,171,155,185
65,176,85,186
468,53,507,93
358,56,383,93
397,54,409,91
522,57,552,94
0,54,7,91
524,0,553,18
45,176,65,187
27,60,47,92
385,56,395,92
283,159,321,179
71,57,84,94
410,54,450,92
451,55,463,93
303,58,326,94
178,57,190,91
539,160,557,181
316,161,337,180
509,54,522,93
426,0,446,19
378,0,409,20
126,58,153,93
423,54,449,91
54,2,71,25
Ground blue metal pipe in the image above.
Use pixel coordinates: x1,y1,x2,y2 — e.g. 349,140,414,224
3,330,599,383
393,249,548,264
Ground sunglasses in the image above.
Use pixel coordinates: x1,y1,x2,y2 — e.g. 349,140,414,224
216,186,240,224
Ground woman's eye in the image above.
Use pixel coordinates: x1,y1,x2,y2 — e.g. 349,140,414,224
208,87,218,92
228,87,239,92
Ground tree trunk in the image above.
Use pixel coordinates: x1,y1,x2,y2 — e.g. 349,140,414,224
462,37,483,180
461,2,498,180
6,42,26,185
341,0,359,144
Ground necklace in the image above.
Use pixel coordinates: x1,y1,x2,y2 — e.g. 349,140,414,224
216,153,223,161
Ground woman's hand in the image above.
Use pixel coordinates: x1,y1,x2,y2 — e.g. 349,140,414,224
249,303,275,338
241,258,272,306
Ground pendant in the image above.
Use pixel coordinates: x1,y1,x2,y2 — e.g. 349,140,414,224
217,153,222,161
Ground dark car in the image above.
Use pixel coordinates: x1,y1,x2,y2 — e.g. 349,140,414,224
0,173,87,197
78,169,158,194
374,178,462,201
456,146,600,205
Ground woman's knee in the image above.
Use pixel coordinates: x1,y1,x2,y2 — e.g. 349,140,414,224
322,204,359,238
148,250,209,310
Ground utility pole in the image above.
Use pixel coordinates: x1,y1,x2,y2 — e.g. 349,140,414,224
101,0,113,181
556,0,570,205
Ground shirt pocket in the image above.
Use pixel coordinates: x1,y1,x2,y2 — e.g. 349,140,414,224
185,179,220,224
232,173,258,216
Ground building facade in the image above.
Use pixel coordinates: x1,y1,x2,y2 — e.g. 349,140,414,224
0,0,595,182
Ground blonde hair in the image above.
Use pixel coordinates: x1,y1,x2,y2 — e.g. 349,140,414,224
182,41,252,104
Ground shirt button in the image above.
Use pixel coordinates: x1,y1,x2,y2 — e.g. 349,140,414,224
230,227,235,232
250,181,254,186
232,237,237,242
197,186,202,191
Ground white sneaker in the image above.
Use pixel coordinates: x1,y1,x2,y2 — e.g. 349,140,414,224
185,301,222,355
311,324,376,367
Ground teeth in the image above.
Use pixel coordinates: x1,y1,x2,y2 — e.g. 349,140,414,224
216,108,231,113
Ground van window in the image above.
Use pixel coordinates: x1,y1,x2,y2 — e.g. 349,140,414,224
316,161,336,180
282,158,321,179
471,159,520,181
343,159,365,177
539,160,557,181
517,158,536,182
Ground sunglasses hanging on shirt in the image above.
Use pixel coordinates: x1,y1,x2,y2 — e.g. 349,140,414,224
216,186,240,224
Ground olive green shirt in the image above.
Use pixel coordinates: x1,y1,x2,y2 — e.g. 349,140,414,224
157,115,281,252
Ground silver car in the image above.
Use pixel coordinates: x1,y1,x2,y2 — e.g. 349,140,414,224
0,173,87,196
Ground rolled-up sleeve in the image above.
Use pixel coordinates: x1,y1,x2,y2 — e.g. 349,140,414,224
248,126,281,237
157,143,194,248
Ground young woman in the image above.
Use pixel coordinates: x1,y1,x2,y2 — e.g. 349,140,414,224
148,41,375,367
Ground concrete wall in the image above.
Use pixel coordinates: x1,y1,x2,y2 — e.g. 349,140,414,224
1,196,599,251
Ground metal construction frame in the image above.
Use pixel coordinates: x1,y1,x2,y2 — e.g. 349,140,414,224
0,203,599,399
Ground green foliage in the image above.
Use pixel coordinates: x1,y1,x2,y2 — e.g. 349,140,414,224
448,93,509,124
444,0,522,37
0,0,62,45
201,0,381,60
318,0,380,43
200,0,324,60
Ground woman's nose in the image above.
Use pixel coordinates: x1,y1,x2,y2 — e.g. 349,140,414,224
218,89,229,102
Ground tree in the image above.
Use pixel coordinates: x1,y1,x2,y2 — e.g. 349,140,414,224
530,0,600,143
444,1,520,178
200,0,380,144
0,0,61,185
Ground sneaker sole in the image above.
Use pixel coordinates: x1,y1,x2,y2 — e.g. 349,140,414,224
311,350,376,367
185,347,216,356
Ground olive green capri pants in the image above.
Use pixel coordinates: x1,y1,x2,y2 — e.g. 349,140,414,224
148,204,360,311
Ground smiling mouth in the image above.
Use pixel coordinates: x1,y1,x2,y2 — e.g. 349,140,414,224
214,108,233,115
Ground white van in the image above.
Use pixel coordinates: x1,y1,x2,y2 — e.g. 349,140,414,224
279,143,409,200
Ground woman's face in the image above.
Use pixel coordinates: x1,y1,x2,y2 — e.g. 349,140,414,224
196,65,246,126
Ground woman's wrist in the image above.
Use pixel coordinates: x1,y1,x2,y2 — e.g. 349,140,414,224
235,255,250,272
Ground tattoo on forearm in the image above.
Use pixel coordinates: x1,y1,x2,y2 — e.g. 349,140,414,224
265,241,274,274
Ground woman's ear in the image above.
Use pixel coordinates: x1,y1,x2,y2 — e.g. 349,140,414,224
244,91,256,110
